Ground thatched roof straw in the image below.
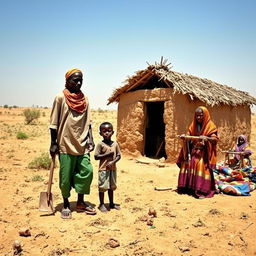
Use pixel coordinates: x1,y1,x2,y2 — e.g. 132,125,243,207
108,62,256,106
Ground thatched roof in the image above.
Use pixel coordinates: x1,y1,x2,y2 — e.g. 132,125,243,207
108,60,256,107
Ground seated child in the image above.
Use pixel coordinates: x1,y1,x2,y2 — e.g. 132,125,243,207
94,122,121,212
228,135,252,168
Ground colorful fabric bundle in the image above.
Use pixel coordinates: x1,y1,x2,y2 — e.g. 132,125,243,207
214,165,256,196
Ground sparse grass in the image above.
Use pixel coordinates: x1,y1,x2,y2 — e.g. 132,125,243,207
31,175,44,182
28,152,51,169
16,131,29,139
23,108,41,125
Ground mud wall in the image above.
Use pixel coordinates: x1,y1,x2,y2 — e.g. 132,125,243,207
208,104,251,160
116,100,145,157
116,88,252,162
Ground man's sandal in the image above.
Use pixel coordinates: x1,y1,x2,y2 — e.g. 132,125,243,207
76,204,96,215
61,208,72,219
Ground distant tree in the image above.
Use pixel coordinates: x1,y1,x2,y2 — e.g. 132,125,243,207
97,107,104,113
23,109,41,124
3,104,8,108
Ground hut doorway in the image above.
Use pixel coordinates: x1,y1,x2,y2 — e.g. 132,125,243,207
144,101,166,159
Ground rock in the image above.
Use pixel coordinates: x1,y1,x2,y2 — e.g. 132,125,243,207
138,215,149,222
107,238,120,248
178,246,190,252
147,218,154,226
148,208,157,217
58,228,67,233
240,212,249,219
192,218,205,227
19,227,31,237
13,240,22,254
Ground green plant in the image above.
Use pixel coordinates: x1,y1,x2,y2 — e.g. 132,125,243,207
16,131,28,139
23,109,41,125
31,175,44,182
28,152,51,169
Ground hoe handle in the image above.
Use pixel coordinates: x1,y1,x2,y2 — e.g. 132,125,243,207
47,156,55,201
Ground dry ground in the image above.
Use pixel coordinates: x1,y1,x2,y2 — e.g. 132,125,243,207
0,107,255,256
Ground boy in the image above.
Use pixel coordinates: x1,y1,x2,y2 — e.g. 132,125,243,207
49,68,96,219
94,122,121,212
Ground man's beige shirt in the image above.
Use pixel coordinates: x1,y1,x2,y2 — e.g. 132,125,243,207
49,91,91,155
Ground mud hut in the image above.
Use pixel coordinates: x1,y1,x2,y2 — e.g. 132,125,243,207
108,59,256,162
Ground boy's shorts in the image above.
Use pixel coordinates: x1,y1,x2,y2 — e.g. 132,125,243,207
98,170,117,192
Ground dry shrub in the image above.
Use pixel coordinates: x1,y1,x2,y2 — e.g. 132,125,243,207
28,152,51,169
23,109,40,125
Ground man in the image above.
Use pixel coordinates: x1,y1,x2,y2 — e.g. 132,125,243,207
49,68,96,219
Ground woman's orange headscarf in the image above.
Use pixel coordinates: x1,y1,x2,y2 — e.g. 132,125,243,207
188,106,217,137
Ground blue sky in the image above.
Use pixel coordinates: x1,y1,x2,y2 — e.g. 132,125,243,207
0,0,255,110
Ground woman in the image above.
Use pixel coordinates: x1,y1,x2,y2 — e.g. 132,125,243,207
177,106,218,199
